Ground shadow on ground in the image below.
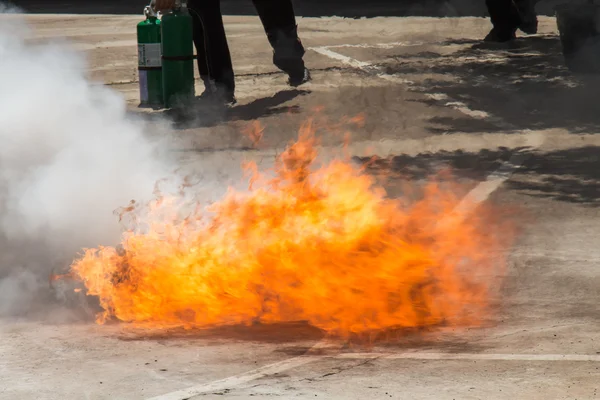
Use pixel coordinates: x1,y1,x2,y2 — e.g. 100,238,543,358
355,145,600,206
115,322,493,353
382,35,600,135
509,146,600,205
152,89,309,130
116,322,326,344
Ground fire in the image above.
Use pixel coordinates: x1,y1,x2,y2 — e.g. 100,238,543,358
69,119,515,338
241,120,264,148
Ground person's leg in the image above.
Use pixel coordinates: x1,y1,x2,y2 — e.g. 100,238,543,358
484,0,520,42
188,0,212,96
187,0,236,102
251,0,310,86
514,0,538,34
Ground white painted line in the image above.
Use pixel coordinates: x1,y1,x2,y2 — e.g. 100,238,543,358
311,46,372,69
335,352,600,362
312,45,545,209
146,339,342,400
146,356,320,400
453,152,529,215
326,41,426,49
312,46,414,84
311,46,509,126
147,350,600,400
313,43,523,131
444,101,490,119
435,98,517,131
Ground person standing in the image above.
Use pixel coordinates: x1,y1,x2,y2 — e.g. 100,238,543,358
153,0,310,105
484,0,538,43
252,0,311,87
187,0,236,103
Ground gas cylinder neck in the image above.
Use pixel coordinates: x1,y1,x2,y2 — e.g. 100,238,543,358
143,5,157,19
159,1,187,15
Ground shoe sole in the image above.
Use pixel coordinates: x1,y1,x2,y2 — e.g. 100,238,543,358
288,70,311,87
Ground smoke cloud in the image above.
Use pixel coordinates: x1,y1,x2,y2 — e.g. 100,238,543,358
0,6,176,319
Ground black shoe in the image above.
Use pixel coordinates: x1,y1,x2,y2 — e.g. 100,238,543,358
215,89,236,106
197,87,236,106
484,27,517,43
288,67,311,87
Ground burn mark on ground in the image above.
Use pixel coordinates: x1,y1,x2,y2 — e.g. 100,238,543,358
116,321,325,344
213,389,231,395
276,346,316,356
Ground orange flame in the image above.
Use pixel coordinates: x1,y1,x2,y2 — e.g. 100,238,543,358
242,120,265,148
70,120,516,338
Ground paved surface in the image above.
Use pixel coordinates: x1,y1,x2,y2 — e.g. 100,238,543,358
1,11,600,400
7,0,464,17
9,0,575,17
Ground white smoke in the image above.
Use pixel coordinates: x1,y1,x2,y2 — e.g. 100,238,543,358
0,6,176,318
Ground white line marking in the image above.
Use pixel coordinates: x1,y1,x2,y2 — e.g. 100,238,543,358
312,46,414,84
312,44,545,207
335,353,600,362
146,349,600,400
444,101,490,119
453,152,528,214
325,41,426,49
313,43,525,132
312,45,510,126
146,340,341,400
146,356,320,400
311,47,372,69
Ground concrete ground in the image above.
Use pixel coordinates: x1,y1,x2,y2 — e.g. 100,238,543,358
2,11,600,400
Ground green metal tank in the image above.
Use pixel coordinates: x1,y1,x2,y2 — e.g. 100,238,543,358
137,5,163,108
161,1,195,109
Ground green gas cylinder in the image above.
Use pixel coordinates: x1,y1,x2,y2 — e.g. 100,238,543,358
161,2,195,109
137,6,163,108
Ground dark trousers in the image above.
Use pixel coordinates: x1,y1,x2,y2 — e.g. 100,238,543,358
486,0,537,33
252,0,306,77
188,0,305,95
188,0,235,94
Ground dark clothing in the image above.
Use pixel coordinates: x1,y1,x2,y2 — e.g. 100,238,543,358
252,0,306,77
188,0,235,94
486,0,520,33
485,0,538,38
187,0,306,96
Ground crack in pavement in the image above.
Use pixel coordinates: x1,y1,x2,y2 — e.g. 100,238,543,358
106,66,355,87
300,357,381,383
